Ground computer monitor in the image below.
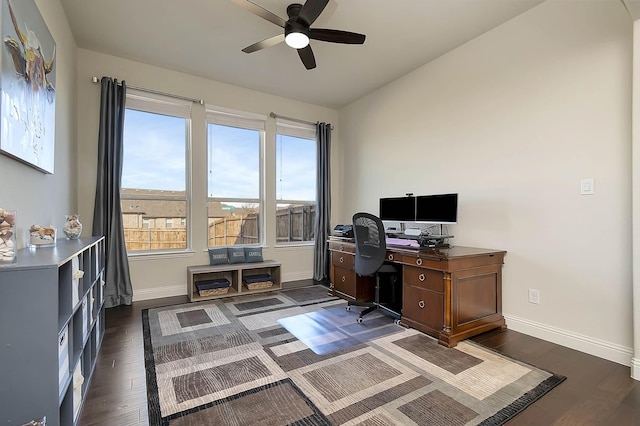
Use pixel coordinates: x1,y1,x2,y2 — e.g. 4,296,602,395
379,196,416,222
415,193,458,224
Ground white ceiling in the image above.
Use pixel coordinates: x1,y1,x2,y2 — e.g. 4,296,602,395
59,0,545,109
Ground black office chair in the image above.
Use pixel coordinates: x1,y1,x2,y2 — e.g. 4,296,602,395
348,212,402,324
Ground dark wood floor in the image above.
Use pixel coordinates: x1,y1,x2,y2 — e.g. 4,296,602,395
79,292,640,426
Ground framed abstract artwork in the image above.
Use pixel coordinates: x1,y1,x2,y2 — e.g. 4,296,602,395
0,0,56,174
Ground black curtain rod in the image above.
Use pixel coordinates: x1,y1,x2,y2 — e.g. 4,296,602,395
92,78,331,126
91,76,204,105
270,112,334,130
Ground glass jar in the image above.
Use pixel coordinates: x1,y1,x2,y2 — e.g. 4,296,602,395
0,209,16,262
63,214,83,239
29,224,56,247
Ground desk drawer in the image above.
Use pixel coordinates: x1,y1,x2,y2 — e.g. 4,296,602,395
331,251,354,270
403,284,444,332
385,251,400,262
332,266,356,298
401,254,443,270
328,241,355,253
448,254,504,270
404,266,444,293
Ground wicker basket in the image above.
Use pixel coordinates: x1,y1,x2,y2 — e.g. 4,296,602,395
199,286,229,297
245,281,273,290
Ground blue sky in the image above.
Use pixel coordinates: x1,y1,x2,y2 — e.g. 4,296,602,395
208,125,260,198
122,110,186,191
275,134,316,201
122,110,316,201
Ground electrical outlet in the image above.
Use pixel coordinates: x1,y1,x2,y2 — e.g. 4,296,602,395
528,289,540,305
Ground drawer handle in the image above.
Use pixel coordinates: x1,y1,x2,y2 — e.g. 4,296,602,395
416,258,423,266
418,300,425,309
341,276,346,282
388,254,394,261
339,245,344,251
339,256,344,263
419,273,425,282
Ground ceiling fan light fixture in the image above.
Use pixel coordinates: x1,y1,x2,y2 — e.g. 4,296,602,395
235,0,366,69
285,31,309,49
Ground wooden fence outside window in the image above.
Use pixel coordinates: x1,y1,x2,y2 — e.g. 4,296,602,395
123,205,316,251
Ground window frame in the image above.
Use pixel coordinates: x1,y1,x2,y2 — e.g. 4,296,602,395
275,118,317,247
121,90,193,255
206,106,266,248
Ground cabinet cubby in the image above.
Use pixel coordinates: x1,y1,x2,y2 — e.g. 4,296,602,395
187,260,282,302
0,237,105,426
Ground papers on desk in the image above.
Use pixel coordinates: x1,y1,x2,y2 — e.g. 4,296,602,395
386,237,420,248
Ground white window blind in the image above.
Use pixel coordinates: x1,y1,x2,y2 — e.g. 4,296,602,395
126,90,192,118
275,117,316,139
206,106,266,131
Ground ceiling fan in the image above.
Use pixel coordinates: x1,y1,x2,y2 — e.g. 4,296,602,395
232,0,366,70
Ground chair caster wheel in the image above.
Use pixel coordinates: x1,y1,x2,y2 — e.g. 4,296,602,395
346,306,351,311
357,317,363,324
394,319,401,325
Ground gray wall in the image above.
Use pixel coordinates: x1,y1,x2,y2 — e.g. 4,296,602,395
0,0,77,245
339,0,633,364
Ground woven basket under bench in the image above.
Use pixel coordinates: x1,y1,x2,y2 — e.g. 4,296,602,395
195,278,231,296
243,273,274,290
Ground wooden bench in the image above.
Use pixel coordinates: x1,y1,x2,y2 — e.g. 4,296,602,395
187,260,282,302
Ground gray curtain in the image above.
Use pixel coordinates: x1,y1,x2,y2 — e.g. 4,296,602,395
93,77,133,308
313,122,332,281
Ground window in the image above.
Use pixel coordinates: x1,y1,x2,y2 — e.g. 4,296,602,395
275,119,316,245
121,91,191,253
207,108,265,247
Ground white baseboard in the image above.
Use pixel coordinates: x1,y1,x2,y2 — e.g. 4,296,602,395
282,271,312,282
133,285,185,302
632,358,640,380
133,290,640,370
134,288,635,367
132,272,313,303
504,314,633,367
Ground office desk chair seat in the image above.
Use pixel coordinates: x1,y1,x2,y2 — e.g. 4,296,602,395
348,212,402,324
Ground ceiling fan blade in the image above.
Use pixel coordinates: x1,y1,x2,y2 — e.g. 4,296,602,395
297,45,316,70
297,0,329,26
232,0,286,28
242,34,285,53
309,28,366,44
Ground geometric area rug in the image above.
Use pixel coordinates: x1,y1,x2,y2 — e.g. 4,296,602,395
142,285,565,425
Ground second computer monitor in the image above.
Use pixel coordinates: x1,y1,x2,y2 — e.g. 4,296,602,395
415,193,458,224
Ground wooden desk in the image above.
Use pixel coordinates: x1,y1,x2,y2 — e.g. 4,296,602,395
328,238,506,348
